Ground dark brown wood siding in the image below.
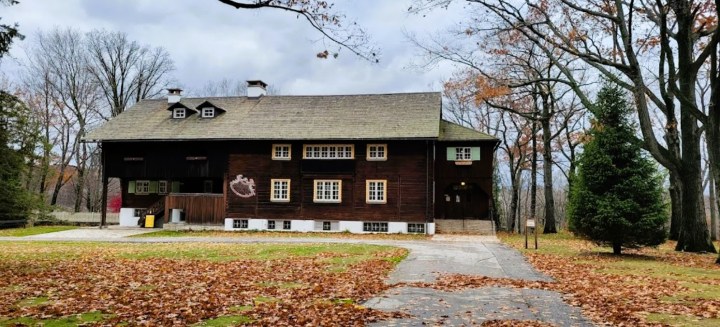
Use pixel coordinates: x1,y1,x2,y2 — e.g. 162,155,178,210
163,194,225,224
103,141,229,179
226,140,433,222
434,142,496,219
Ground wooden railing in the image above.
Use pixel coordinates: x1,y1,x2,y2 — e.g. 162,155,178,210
140,196,166,219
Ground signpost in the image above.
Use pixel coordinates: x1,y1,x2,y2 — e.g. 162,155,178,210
525,217,538,249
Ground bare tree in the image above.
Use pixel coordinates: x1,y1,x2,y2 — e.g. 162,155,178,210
29,29,102,212
86,29,174,118
190,78,281,97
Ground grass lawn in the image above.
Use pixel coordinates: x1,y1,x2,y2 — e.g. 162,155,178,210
133,229,431,240
498,232,720,327
0,226,76,237
0,241,407,326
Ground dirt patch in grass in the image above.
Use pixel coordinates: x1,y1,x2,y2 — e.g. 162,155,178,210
0,226,77,237
0,242,407,326
132,229,431,240
493,232,720,327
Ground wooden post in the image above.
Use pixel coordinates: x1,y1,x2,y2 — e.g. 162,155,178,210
100,143,108,229
524,216,528,249
534,219,538,249
526,218,537,249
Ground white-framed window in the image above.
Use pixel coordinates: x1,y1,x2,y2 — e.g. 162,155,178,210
323,221,332,231
268,220,276,230
233,219,248,229
201,107,214,118
363,222,388,232
366,180,387,204
303,144,354,159
408,223,425,234
313,180,342,203
136,180,150,195
272,144,291,160
158,180,168,194
283,221,291,230
367,144,387,161
456,147,472,161
173,108,186,119
271,179,290,202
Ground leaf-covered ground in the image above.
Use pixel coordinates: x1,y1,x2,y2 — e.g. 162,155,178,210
132,229,431,240
0,242,408,326
482,232,720,326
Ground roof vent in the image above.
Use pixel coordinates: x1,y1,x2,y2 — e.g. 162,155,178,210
167,88,183,104
247,80,268,98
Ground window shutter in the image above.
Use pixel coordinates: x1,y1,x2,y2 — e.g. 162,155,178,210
128,181,136,194
471,147,481,161
446,147,457,161
171,181,180,193
149,181,159,193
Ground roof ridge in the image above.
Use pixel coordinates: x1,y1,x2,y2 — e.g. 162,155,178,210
139,92,441,102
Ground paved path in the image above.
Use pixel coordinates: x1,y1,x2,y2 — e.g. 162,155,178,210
0,228,594,326
364,238,593,327
19,227,154,239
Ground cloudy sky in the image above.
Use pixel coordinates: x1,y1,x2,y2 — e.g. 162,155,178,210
1,0,467,95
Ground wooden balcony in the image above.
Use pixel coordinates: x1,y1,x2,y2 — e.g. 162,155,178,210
162,193,225,225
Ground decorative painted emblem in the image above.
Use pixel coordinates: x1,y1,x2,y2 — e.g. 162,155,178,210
229,174,256,198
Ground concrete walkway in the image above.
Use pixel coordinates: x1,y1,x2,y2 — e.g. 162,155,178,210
364,238,593,327
19,227,154,239
0,228,594,326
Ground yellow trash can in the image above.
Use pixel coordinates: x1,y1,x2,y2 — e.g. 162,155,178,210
144,215,155,228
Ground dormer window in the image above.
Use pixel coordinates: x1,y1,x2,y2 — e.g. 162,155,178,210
173,108,186,119
201,107,214,118
194,101,225,118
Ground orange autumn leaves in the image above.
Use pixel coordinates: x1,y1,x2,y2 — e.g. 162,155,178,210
0,245,407,326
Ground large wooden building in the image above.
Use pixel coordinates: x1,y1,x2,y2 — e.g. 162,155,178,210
86,82,499,234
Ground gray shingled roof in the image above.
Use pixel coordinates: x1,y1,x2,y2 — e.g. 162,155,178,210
85,93,443,141
439,120,498,141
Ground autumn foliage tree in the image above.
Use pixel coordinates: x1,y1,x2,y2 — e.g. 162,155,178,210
568,85,667,255
414,0,717,253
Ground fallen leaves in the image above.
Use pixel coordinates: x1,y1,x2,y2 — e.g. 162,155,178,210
0,242,408,326
484,234,720,326
481,319,557,327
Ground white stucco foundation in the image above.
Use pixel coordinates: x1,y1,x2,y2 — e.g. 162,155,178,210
119,208,139,227
223,218,435,235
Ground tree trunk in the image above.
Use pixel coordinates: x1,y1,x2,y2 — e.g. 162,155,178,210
675,118,716,252
530,121,538,220
50,171,63,206
709,173,718,241
671,0,716,253
669,172,683,240
541,117,557,234
510,171,521,233
613,241,622,255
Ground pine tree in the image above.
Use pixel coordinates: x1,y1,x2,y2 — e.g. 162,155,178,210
568,84,667,255
0,91,35,224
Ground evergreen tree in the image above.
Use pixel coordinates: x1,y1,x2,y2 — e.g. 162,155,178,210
568,84,667,255
0,91,35,224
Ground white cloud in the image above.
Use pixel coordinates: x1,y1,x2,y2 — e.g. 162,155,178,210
2,0,464,95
